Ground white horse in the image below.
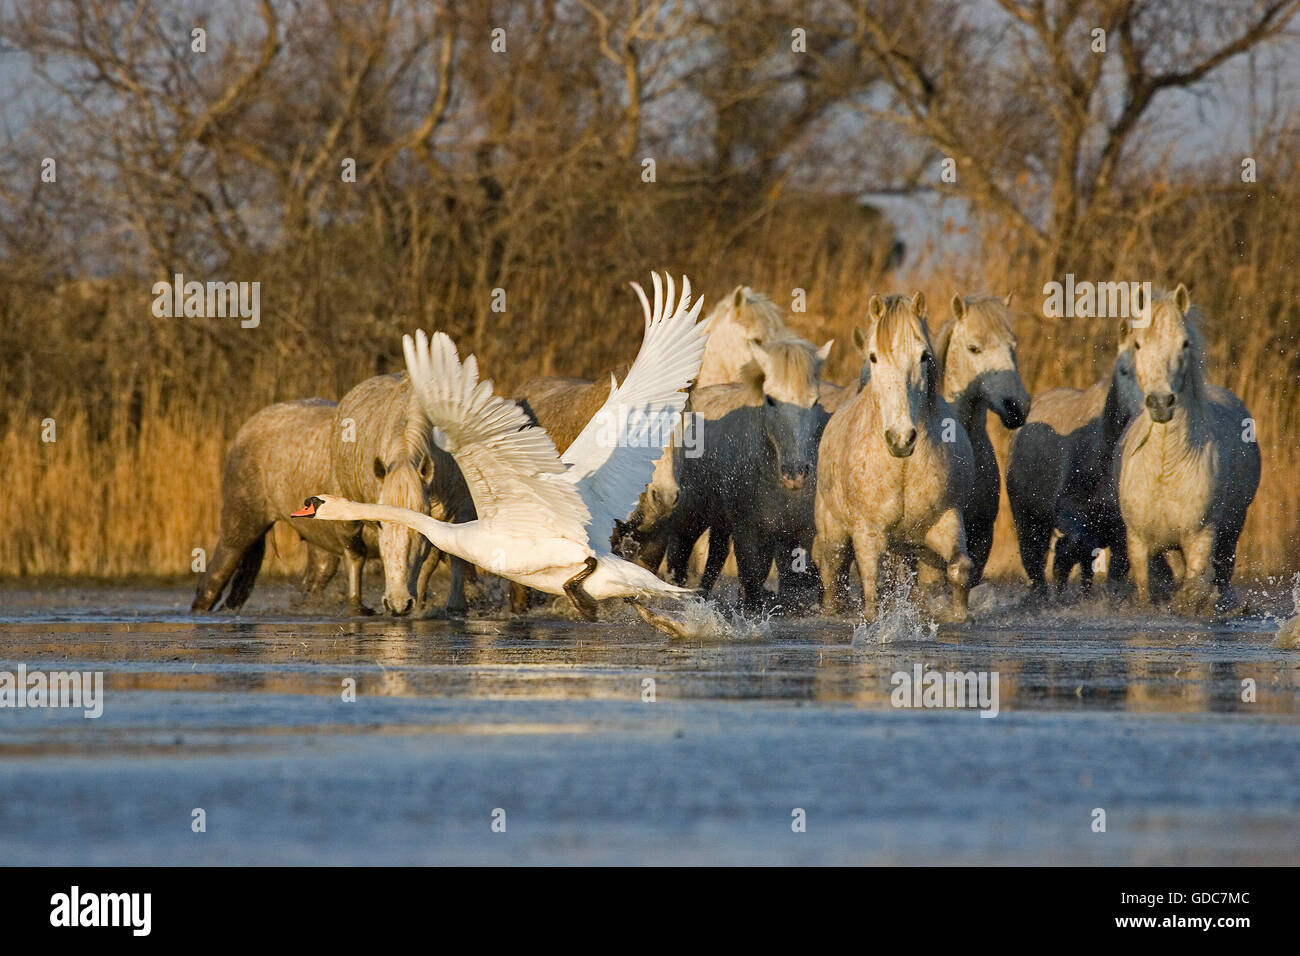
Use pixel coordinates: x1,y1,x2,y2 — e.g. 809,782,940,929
1116,284,1260,614
814,292,974,620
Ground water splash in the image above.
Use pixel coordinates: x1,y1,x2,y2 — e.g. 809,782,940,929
851,573,937,647
666,599,773,641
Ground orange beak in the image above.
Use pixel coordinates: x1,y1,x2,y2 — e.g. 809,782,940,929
291,502,317,518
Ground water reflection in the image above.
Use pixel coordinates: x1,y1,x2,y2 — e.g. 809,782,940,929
0,590,1295,715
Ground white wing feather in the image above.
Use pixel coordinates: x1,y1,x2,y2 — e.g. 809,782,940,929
402,330,592,545
559,273,707,550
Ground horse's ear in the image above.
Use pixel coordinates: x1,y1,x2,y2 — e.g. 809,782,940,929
373,458,387,480
1003,292,1013,307
1172,283,1190,315
867,295,886,322
732,286,746,309
910,291,926,318
816,339,834,362
852,326,868,355
417,454,434,484
950,294,966,321
739,358,766,403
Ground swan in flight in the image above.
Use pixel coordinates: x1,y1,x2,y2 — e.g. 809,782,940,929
293,274,707,630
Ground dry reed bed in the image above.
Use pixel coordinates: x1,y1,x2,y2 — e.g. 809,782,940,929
1,195,1295,586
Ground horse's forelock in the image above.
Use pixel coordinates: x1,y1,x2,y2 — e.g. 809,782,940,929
380,456,428,510
1147,293,1207,374
960,295,1016,344
872,295,929,364
754,335,822,403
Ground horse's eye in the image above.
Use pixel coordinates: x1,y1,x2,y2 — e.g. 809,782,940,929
765,395,776,407
968,345,981,355
1132,341,1140,350
921,352,932,366
1181,339,1190,349
869,353,877,364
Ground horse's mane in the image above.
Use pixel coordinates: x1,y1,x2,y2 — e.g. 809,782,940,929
402,380,437,463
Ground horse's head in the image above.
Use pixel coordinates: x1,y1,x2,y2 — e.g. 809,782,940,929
642,443,680,520
857,291,936,458
372,448,435,616
939,293,1030,428
1122,283,1203,424
698,285,788,385
741,334,832,490
1107,336,1146,433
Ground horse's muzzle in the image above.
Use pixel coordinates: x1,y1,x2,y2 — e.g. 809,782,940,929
1000,399,1028,429
383,595,414,616
1145,391,1176,422
885,427,918,458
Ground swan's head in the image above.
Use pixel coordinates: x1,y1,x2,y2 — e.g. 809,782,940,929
291,495,348,520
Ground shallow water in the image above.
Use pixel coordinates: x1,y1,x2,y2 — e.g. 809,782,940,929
1,581,1297,864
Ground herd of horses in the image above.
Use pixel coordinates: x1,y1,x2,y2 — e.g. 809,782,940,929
192,278,1259,625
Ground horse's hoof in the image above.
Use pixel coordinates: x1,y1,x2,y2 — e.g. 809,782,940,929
934,603,969,624
1213,585,1244,616
1171,581,1217,617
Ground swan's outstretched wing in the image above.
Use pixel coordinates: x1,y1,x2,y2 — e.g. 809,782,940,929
403,330,592,544
560,273,707,550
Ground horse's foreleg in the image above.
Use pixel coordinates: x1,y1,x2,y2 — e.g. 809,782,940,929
344,529,374,616
965,514,994,589
1015,509,1053,599
1172,526,1217,616
1104,528,1131,598
698,526,731,599
1211,513,1247,608
415,548,440,608
665,522,704,588
1127,531,1151,606
444,554,468,616
924,508,972,622
1052,536,1081,597
850,527,888,621
509,582,530,614
301,545,339,595
813,530,850,615
913,553,942,600
731,523,772,614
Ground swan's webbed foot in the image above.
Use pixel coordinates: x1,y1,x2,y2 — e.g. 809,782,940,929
628,599,689,638
563,557,600,622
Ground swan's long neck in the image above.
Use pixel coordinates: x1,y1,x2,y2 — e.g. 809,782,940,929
329,501,462,554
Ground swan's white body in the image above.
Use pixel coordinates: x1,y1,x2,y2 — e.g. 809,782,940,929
299,273,707,608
